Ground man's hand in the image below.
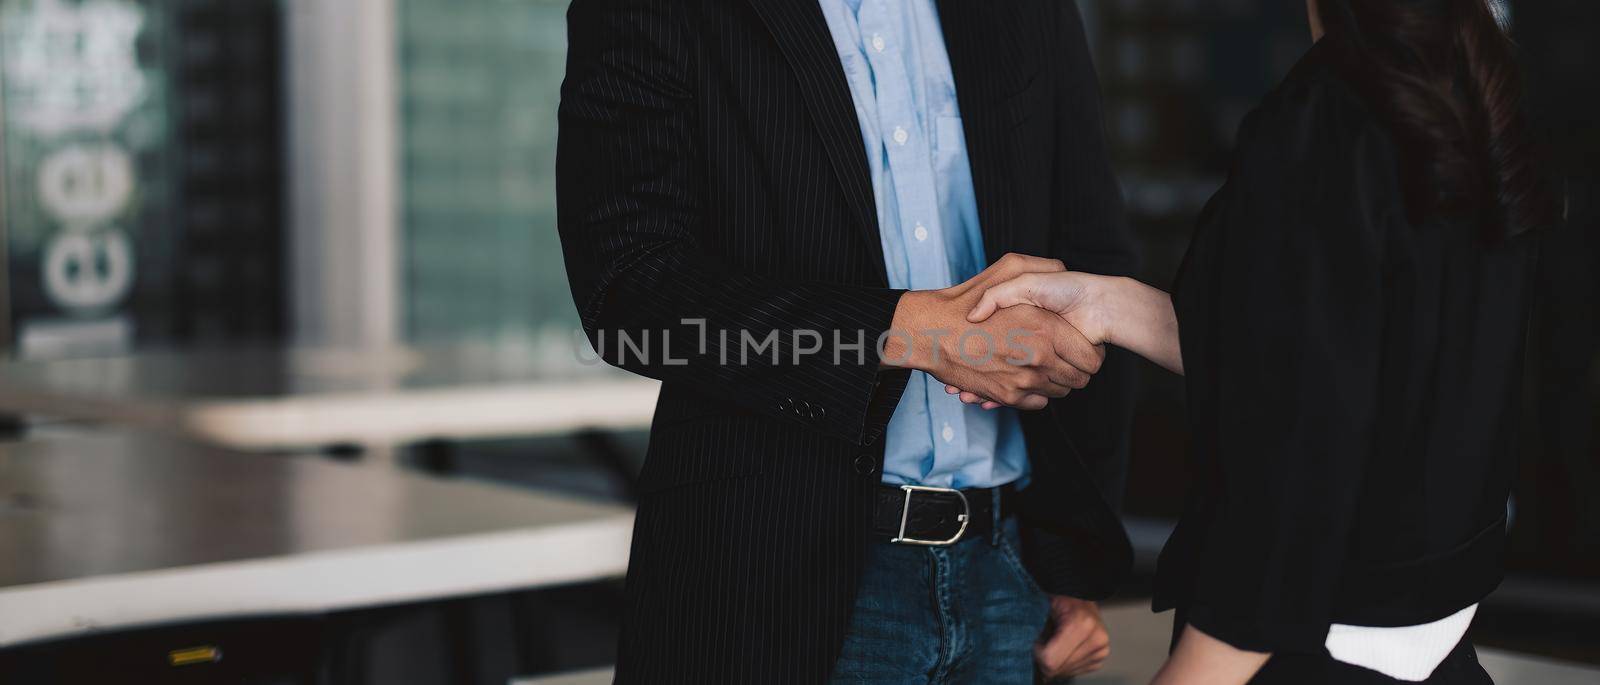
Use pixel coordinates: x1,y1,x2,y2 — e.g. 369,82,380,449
939,252,1067,304
947,269,1113,409
883,254,1104,410
1035,596,1111,680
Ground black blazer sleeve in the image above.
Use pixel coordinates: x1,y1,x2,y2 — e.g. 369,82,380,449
557,0,908,446
1177,80,1394,653
1045,1,1140,507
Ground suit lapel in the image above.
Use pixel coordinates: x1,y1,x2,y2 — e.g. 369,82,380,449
746,0,888,283
936,0,1018,263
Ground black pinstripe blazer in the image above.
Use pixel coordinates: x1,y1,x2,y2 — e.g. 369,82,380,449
557,0,1137,681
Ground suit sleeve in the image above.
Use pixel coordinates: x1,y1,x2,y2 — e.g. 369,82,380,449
1181,84,1393,653
1046,1,1141,508
557,0,909,446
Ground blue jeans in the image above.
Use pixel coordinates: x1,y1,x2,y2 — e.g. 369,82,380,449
830,514,1051,684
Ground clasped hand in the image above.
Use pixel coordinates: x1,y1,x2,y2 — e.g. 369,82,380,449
885,253,1105,411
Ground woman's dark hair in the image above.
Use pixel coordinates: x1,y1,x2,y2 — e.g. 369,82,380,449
1317,0,1554,239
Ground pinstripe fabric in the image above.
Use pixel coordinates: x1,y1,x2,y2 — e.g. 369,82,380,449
556,1,1137,682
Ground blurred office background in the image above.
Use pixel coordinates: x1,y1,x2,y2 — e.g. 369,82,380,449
0,0,1593,683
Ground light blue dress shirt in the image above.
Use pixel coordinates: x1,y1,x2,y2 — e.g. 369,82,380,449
819,0,1028,489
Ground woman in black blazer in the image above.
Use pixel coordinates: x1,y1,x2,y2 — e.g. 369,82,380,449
952,0,1555,682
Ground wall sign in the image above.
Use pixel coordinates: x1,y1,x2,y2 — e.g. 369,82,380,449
0,0,160,354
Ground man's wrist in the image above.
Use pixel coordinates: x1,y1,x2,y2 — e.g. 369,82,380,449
882,290,950,373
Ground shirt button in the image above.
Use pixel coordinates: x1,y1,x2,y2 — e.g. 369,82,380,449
892,126,908,145
854,454,877,475
913,223,929,242
871,34,886,53
941,423,955,443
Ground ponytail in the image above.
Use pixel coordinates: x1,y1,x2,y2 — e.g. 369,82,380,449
1318,0,1554,239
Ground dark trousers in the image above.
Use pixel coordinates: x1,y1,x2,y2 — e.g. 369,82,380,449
830,516,1050,684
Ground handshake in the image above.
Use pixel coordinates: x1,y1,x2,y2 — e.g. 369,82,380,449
883,253,1112,411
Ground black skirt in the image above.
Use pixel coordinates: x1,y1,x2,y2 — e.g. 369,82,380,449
1171,610,1493,685
1248,638,1492,685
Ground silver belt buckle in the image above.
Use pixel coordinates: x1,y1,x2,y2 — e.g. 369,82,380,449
890,484,970,546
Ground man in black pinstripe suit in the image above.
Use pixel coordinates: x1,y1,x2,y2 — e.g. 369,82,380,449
557,0,1137,682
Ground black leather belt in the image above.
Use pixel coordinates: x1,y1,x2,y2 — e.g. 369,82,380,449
870,483,1017,546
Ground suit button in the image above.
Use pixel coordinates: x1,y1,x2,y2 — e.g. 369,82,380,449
853,454,876,475
810,405,827,420
778,397,794,413
795,400,811,417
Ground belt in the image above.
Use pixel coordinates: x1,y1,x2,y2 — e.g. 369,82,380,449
869,482,1017,546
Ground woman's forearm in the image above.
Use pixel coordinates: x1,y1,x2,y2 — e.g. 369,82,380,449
1151,625,1270,685
1091,276,1184,376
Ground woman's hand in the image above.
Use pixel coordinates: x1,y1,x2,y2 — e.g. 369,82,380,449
945,271,1184,407
967,271,1112,344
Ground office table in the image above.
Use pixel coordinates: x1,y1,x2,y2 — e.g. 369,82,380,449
0,433,634,648
0,345,660,452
